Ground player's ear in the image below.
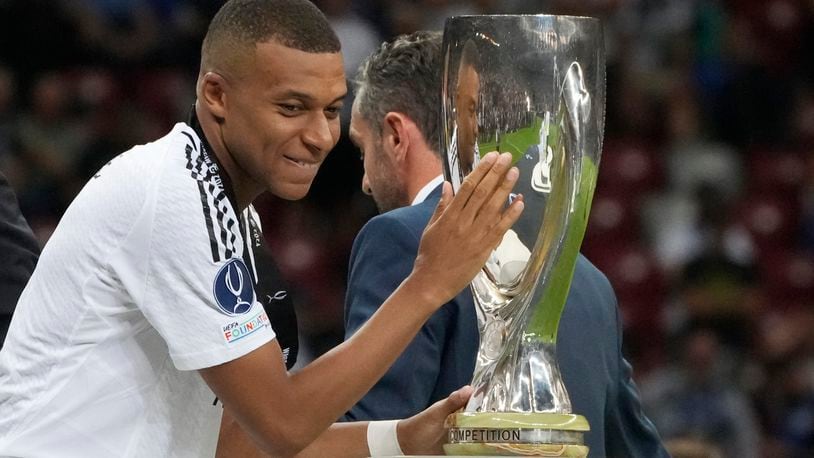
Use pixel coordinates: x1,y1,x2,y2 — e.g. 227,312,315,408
383,112,410,163
199,72,229,121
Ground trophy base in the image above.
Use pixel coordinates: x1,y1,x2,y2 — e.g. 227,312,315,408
444,412,589,457
443,443,588,457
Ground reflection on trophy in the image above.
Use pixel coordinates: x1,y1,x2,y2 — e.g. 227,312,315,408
441,15,606,457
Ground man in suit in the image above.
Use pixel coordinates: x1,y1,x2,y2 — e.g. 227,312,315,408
344,30,669,457
0,170,39,346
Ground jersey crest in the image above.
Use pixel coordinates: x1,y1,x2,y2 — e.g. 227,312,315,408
213,258,255,315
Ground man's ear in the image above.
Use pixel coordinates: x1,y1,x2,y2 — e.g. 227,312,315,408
199,72,229,121
383,112,411,163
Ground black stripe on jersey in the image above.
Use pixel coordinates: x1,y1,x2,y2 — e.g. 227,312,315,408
241,212,257,282
181,131,199,153
184,144,209,181
225,216,237,259
187,143,227,262
211,187,238,258
197,180,220,262
207,182,232,260
184,129,241,262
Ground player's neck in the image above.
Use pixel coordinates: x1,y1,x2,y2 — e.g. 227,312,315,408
195,103,262,211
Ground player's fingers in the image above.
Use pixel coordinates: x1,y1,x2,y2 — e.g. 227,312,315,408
427,181,453,227
447,385,474,410
459,152,513,225
430,385,473,422
476,165,519,224
446,152,498,215
487,196,525,249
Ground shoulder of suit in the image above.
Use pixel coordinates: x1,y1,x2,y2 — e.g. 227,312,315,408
374,196,438,225
574,253,601,276
573,253,616,306
355,204,433,248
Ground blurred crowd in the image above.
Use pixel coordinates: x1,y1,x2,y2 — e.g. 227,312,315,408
0,0,812,456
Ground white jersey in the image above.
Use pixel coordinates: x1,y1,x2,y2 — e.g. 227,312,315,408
0,122,277,457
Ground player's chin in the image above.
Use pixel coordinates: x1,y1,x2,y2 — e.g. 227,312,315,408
270,181,313,201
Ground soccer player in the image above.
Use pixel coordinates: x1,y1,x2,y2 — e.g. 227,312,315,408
0,1,523,456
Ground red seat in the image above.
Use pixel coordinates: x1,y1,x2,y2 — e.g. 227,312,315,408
130,69,189,128
746,147,807,196
65,68,121,111
732,193,798,256
582,191,640,252
585,242,666,303
598,138,664,197
759,249,814,304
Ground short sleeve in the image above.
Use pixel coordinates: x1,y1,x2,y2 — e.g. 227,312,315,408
115,153,275,371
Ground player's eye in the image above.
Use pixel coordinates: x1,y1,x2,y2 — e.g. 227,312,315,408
279,104,304,115
325,106,342,119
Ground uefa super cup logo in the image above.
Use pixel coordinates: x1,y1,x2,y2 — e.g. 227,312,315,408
213,258,255,316
441,15,605,457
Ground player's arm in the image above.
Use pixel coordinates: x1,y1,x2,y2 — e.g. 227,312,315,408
295,386,472,457
201,152,522,456
343,215,449,420
216,384,473,457
215,407,367,458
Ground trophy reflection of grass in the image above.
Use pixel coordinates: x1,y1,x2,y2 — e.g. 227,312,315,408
478,118,599,342
446,116,599,457
478,117,543,163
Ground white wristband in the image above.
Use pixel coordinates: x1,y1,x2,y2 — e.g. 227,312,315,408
367,420,404,457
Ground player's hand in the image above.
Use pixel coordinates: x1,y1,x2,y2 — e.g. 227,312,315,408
408,151,523,308
397,386,473,455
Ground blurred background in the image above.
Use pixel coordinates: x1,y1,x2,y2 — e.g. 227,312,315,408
0,0,812,456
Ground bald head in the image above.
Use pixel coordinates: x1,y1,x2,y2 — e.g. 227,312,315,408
200,0,341,79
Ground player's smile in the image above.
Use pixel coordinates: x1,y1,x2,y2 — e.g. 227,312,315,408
284,155,321,170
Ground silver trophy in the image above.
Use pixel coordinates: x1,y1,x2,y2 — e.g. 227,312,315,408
441,15,605,457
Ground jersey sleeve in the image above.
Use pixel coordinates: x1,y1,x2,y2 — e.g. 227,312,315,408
116,152,275,371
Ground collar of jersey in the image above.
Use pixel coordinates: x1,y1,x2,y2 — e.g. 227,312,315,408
187,105,241,212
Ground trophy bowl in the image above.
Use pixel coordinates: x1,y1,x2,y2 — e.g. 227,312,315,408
440,15,605,457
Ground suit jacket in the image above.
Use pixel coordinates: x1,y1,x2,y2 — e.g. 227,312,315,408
0,171,39,345
343,185,668,457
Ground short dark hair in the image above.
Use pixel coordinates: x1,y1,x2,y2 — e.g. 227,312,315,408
354,31,443,157
202,0,340,74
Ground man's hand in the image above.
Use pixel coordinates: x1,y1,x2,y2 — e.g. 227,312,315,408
398,386,474,455
409,151,523,308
